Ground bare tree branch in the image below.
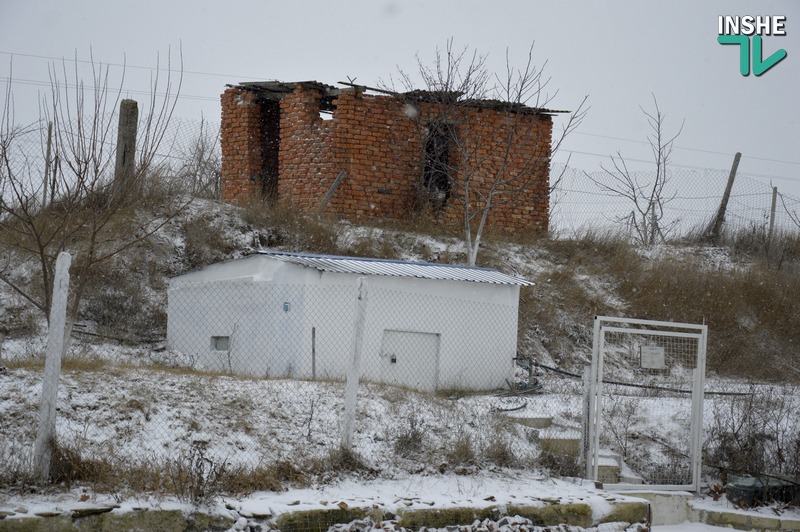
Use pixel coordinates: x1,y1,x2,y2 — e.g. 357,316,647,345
0,50,191,330
586,96,682,247
382,40,588,265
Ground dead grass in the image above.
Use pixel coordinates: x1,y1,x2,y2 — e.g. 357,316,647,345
241,200,341,255
3,357,45,370
182,214,238,270
50,442,116,486
221,460,307,495
446,433,476,466
514,229,800,381
484,439,517,468
62,352,109,372
17,439,310,501
617,259,800,379
516,233,634,367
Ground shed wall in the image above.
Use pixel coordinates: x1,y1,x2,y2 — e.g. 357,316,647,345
167,261,519,391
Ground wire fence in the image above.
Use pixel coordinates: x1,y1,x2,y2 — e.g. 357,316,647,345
0,274,583,485
0,116,220,203
2,114,800,525
3,115,799,241
552,164,800,240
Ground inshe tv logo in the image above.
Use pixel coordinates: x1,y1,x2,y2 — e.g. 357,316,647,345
718,16,787,76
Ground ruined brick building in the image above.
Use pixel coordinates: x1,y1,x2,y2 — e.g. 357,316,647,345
220,81,563,234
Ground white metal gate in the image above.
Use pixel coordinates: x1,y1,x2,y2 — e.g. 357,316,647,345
585,316,707,491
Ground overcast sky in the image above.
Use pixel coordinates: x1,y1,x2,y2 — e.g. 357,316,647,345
1,0,798,196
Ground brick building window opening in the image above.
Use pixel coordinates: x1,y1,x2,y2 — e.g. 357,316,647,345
319,95,337,121
423,122,454,212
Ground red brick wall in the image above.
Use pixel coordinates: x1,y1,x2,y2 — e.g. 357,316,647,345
220,88,267,203
220,85,552,233
435,105,552,233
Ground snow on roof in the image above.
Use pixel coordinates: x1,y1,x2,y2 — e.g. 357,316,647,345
257,251,533,286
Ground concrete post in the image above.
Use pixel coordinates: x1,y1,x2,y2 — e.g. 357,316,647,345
33,252,72,481
341,277,367,449
113,99,139,201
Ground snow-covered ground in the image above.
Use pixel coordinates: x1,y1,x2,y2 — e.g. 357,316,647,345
1,471,796,531
2,336,799,531
1,198,798,530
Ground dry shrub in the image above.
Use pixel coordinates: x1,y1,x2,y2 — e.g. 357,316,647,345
538,451,582,478
325,446,370,473
77,232,172,340
241,201,341,255
393,415,425,458
340,228,402,261
166,441,227,505
484,439,517,468
182,214,237,269
447,433,476,466
306,446,373,478
49,441,115,486
221,460,307,495
708,223,800,269
705,385,800,480
368,211,463,242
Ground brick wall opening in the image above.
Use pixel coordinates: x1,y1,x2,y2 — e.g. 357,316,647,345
261,99,280,201
422,121,454,213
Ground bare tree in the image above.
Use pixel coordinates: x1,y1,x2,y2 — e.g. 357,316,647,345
587,96,683,247
385,40,587,265
0,50,189,331
174,117,222,199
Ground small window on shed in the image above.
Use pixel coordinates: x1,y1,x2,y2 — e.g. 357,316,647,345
211,336,230,351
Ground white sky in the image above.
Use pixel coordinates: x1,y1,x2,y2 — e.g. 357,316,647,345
1,0,799,195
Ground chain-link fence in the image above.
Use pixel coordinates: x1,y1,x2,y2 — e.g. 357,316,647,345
552,165,800,239
0,269,579,483
166,280,519,392
4,114,799,240
0,116,220,204
2,110,800,523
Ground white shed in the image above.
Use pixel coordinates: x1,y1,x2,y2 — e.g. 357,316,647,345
166,251,531,392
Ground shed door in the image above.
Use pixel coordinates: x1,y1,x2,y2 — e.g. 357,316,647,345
379,330,440,393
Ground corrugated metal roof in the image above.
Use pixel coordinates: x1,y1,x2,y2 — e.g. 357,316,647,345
257,251,533,286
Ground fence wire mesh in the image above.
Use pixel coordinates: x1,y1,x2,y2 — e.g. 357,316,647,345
3,116,800,241
2,111,800,528
1,277,560,478
552,165,800,239
0,117,220,204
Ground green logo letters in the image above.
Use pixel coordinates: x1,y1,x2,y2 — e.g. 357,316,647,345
718,34,787,76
